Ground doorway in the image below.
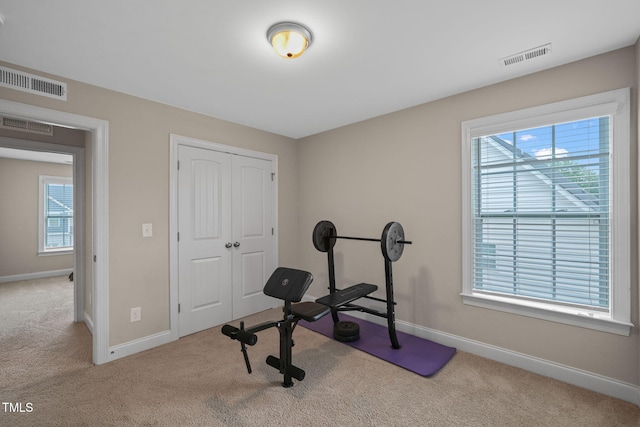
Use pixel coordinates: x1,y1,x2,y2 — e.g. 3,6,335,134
0,99,110,365
0,137,84,322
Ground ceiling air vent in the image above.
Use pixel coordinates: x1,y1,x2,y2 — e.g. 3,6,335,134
0,65,67,100
0,116,54,136
500,44,552,67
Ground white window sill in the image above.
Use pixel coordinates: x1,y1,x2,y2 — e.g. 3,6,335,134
38,249,74,256
461,292,633,336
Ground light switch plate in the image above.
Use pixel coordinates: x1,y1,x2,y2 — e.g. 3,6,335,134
142,223,152,237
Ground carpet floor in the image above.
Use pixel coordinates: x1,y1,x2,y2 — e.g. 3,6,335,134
1,276,639,426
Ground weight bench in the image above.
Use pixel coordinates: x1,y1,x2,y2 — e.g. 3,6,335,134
313,220,411,349
221,267,329,388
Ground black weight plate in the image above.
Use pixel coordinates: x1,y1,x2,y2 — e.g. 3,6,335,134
334,333,360,342
334,321,360,342
333,320,360,337
381,222,404,262
312,220,337,252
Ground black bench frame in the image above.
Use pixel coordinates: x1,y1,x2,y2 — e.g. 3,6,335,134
221,267,329,388
316,229,401,349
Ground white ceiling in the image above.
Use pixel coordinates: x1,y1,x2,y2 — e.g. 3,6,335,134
0,1,638,139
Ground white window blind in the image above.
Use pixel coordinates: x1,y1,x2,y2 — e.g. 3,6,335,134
472,117,609,309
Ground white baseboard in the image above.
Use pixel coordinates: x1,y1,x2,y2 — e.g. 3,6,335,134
107,330,172,362
305,300,640,406
0,269,73,283
393,317,639,406
103,299,640,405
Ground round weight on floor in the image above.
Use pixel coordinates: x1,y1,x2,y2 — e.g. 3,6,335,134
333,320,360,340
312,220,337,252
334,321,359,336
334,333,360,342
381,221,405,262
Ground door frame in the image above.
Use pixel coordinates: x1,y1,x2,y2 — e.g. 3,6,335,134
0,99,110,365
169,134,278,340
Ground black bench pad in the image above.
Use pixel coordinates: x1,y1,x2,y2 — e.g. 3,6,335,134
263,267,314,302
315,283,378,309
291,302,330,322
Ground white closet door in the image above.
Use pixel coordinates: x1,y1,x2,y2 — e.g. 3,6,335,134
178,145,232,336
231,155,276,319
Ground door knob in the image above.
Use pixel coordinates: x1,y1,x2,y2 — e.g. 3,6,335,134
233,242,240,248
225,242,232,248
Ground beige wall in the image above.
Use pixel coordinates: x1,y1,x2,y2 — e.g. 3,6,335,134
0,124,87,147
0,61,298,346
298,46,639,385
0,157,73,277
0,125,87,281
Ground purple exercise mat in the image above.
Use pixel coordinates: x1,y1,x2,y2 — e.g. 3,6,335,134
299,313,456,377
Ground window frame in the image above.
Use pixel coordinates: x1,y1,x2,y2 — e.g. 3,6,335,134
38,175,74,255
461,88,632,336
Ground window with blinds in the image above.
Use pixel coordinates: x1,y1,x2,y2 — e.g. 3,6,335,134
39,175,73,253
472,117,609,310
45,181,74,249
461,88,631,335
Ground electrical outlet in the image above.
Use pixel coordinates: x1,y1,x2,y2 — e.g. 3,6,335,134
130,307,141,322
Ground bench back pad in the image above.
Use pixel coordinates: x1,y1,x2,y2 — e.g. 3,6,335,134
263,267,313,302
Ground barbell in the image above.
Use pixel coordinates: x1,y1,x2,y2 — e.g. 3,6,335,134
312,220,412,262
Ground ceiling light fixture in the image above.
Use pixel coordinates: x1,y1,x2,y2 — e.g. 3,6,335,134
267,22,313,59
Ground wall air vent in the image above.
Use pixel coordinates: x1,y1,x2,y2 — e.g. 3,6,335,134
0,65,67,100
500,44,552,67
0,116,54,136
